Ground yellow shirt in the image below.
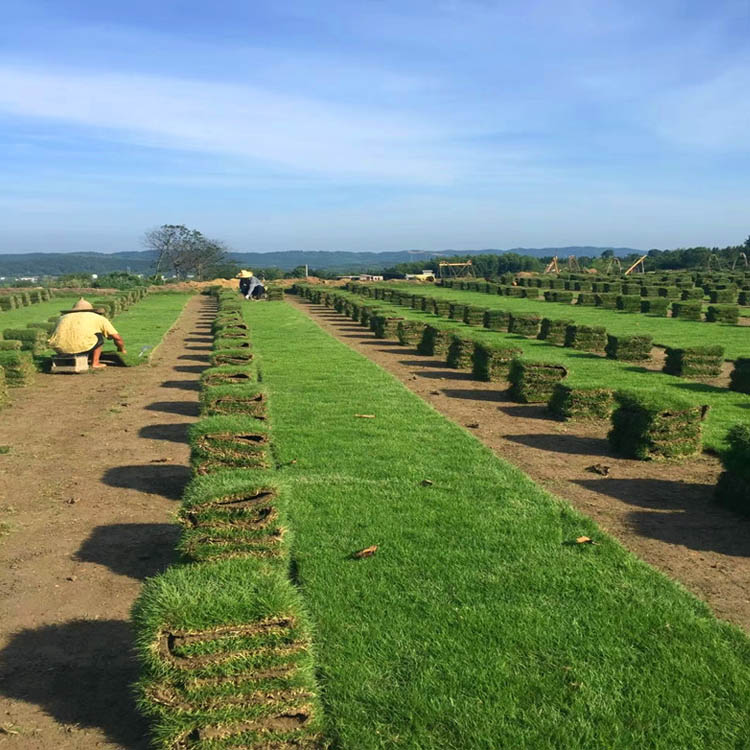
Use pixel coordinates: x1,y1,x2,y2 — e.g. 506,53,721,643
48,312,119,354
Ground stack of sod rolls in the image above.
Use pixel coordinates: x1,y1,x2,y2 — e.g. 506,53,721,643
564,324,607,352
2,328,46,355
508,313,541,338
266,286,284,301
471,343,522,382
594,293,618,309
417,324,458,357
396,320,427,346
706,305,740,324
446,333,476,369
671,301,703,321
604,334,653,361
0,366,7,409
508,359,568,403
483,309,510,331
729,358,750,394
715,424,750,515
448,302,468,321
641,298,669,316
0,350,35,387
663,346,724,379
431,298,451,316
538,318,573,345
616,295,641,312
548,384,615,421
608,390,708,460
576,292,597,306
370,312,403,339
463,305,486,326
133,287,325,750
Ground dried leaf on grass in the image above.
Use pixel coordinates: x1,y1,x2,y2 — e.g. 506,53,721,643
354,414,376,419
575,536,597,545
352,545,378,559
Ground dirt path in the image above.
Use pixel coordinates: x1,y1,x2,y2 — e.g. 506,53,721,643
0,295,214,749
291,298,750,632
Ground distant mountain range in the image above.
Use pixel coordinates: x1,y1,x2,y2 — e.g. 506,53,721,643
0,247,643,277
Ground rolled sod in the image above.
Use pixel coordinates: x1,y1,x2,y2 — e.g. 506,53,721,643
177,471,287,562
446,334,476,369
483,309,511,331
0,350,35,387
210,349,255,367
564,324,607,352
671,301,703,321
431,299,451,316
417,325,459,357
0,340,22,351
681,287,705,300
266,287,285,301
605,334,653,362
396,320,427,346
709,289,737,304
729,358,750,394
538,318,573,345
189,415,271,474
2,327,47,354
663,346,724,379
213,336,252,353
608,390,708,460
548,384,615,421
616,295,641,313
471,343,522,382
706,305,740,324
201,365,258,388
131,558,323,750
715,424,750,515
508,359,568,403
200,384,268,419
508,313,541,338
595,293,618,309
448,302,468,321
576,292,597,306
370,314,403,339
463,306,486,326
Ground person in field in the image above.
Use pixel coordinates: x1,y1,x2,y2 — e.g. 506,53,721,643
236,269,265,300
48,298,127,369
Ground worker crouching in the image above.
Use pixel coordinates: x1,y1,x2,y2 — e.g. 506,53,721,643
48,298,127,369
236,269,266,300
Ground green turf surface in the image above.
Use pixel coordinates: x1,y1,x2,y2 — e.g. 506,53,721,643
244,299,750,750
0,295,80,330
328,287,750,452
388,283,750,359
100,292,191,366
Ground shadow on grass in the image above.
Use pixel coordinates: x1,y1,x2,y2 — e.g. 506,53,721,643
505,433,611,456
102,464,190,500
672,381,731,395
139,423,189,443
145,400,200,417
160,379,201,391
74,523,179,579
575,477,750,556
0,620,150,749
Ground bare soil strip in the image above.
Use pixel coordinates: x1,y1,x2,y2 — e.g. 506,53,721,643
0,295,211,749
291,298,750,632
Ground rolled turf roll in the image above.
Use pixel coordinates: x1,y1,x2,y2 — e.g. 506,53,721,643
605,334,653,361
397,320,427,346
548,384,614,421
189,415,272,475
0,350,35,386
471,343,522,382
508,359,568,403
663,345,724,379
729,357,750,394
715,424,750,515
200,384,268,419
608,390,708,460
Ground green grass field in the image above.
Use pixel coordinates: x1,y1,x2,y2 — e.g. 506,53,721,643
389,283,750,359
329,287,750,453
242,299,750,750
0,295,81,330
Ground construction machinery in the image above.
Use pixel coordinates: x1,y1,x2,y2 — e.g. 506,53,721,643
544,256,560,274
624,255,647,275
438,260,475,280
732,252,748,271
604,257,623,275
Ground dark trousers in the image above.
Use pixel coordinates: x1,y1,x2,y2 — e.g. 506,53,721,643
73,333,105,356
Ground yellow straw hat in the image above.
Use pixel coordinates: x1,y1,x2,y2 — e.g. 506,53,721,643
61,297,95,314
235,269,253,278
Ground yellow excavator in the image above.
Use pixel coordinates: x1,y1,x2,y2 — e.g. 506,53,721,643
624,255,647,275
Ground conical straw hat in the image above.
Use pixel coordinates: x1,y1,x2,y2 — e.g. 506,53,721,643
61,297,95,314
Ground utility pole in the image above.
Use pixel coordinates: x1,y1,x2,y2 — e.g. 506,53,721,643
304,264,308,277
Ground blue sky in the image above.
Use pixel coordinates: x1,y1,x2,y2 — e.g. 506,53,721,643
1,0,748,254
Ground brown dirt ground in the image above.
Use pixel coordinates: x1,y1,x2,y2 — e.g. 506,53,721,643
0,294,214,749
290,297,750,633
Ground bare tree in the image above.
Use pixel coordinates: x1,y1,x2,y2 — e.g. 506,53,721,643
144,224,229,279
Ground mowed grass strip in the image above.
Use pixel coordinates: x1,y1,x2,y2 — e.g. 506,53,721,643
316,287,750,452
387,282,750,359
245,300,750,750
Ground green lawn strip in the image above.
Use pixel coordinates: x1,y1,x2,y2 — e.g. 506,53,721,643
305,287,750,453
386,283,750,360
102,292,192,366
244,300,750,750
0,295,81,330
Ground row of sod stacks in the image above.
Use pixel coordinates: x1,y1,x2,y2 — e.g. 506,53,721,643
617,295,641,312
0,288,52,311
1,328,46,354
0,350,35,387
463,305,485,326
608,391,708,460
509,313,540,338
483,308,510,331
0,366,7,409
548,384,615,421
508,360,568,403
729,358,750,394
417,325,457,357
604,334,653,361
538,318,572,345
671,301,703,320
471,343,522,382
371,312,403,339
663,346,724,379
641,298,669,315
564,325,607,352
133,287,325,750
715,424,750,515
706,305,740,324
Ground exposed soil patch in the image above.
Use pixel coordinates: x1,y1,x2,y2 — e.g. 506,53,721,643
291,298,750,632
0,295,212,749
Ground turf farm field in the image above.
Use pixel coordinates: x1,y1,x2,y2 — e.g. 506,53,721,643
1,286,750,750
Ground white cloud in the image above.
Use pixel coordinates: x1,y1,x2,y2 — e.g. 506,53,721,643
0,65,454,182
